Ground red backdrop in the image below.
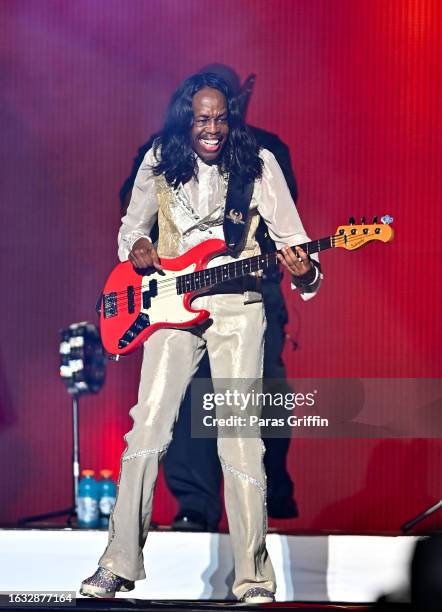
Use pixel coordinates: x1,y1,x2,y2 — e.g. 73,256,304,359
0,0,441,532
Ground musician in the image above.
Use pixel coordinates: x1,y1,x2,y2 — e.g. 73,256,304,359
120,67,301,530
81,72,321,603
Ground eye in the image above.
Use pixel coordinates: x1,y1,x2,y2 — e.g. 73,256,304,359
194,118,208,127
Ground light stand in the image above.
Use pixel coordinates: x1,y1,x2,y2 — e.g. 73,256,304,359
18,322,106,527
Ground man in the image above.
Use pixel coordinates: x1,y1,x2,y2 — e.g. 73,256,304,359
165,67,301,529
80,72,320,603
120,68,301,531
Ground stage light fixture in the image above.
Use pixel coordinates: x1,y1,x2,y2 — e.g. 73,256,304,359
59,321,106,395
19,322,106,526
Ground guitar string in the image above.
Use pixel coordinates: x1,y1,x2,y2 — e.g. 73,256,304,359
110,230,385,305
113,230,384,307
112,231,379,298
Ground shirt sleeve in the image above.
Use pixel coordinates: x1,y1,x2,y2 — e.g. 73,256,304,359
256,148,322,300
117,148,159,261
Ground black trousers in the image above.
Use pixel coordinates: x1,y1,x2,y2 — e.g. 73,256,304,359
163,280,296,528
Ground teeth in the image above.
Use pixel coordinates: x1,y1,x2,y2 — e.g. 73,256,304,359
202,139,219,146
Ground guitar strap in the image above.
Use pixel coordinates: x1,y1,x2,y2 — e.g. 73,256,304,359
223,173,254,253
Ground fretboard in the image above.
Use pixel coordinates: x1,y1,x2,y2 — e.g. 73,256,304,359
176,235,334,295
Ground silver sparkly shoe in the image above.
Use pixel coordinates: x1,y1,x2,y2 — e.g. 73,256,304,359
241,587,275,604
80,567,134,598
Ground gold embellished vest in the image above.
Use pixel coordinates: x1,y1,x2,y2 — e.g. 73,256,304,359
153,173,262,261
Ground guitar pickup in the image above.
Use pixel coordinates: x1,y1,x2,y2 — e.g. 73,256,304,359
103,292,117,318
142,279,158,310
127,286,135,314
118,313,150,349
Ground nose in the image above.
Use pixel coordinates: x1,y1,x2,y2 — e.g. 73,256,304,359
205,119,219,133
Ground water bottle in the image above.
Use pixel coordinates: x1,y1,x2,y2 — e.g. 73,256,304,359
98,469,117,527
77,469,99,528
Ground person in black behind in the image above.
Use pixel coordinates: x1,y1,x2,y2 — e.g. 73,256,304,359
119,66,300,531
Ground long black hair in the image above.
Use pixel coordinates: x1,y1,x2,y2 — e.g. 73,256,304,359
153,73,263,188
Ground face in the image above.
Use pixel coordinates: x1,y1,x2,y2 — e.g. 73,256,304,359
190,87,229,163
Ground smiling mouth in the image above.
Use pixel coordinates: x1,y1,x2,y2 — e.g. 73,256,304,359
199,138,222,152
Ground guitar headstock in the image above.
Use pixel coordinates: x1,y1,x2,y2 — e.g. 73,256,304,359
334,215,394,251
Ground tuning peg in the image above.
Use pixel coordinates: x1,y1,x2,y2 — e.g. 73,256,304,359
381,214,394,225
372,216,378,224
361,216,366,224
348,217,355,225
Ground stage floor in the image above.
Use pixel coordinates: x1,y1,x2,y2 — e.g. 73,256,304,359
0,530,416,604
0,597,412,612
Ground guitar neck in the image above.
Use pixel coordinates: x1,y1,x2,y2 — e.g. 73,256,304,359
176,235,334,295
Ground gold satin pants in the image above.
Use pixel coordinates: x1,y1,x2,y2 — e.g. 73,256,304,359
98,293,276,599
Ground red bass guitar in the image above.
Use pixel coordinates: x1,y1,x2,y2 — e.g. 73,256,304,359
98,217,394,356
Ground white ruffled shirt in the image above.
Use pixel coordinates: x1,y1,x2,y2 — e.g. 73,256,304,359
118,148,321,299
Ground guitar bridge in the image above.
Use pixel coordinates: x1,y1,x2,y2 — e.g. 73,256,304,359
103,292,117,318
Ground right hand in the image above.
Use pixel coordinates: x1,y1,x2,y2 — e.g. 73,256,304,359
129,238,162,270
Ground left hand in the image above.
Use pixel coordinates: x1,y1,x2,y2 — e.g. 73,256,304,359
277,245,312,276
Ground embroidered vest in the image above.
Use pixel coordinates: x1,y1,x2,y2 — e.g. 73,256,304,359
153,174,262,261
